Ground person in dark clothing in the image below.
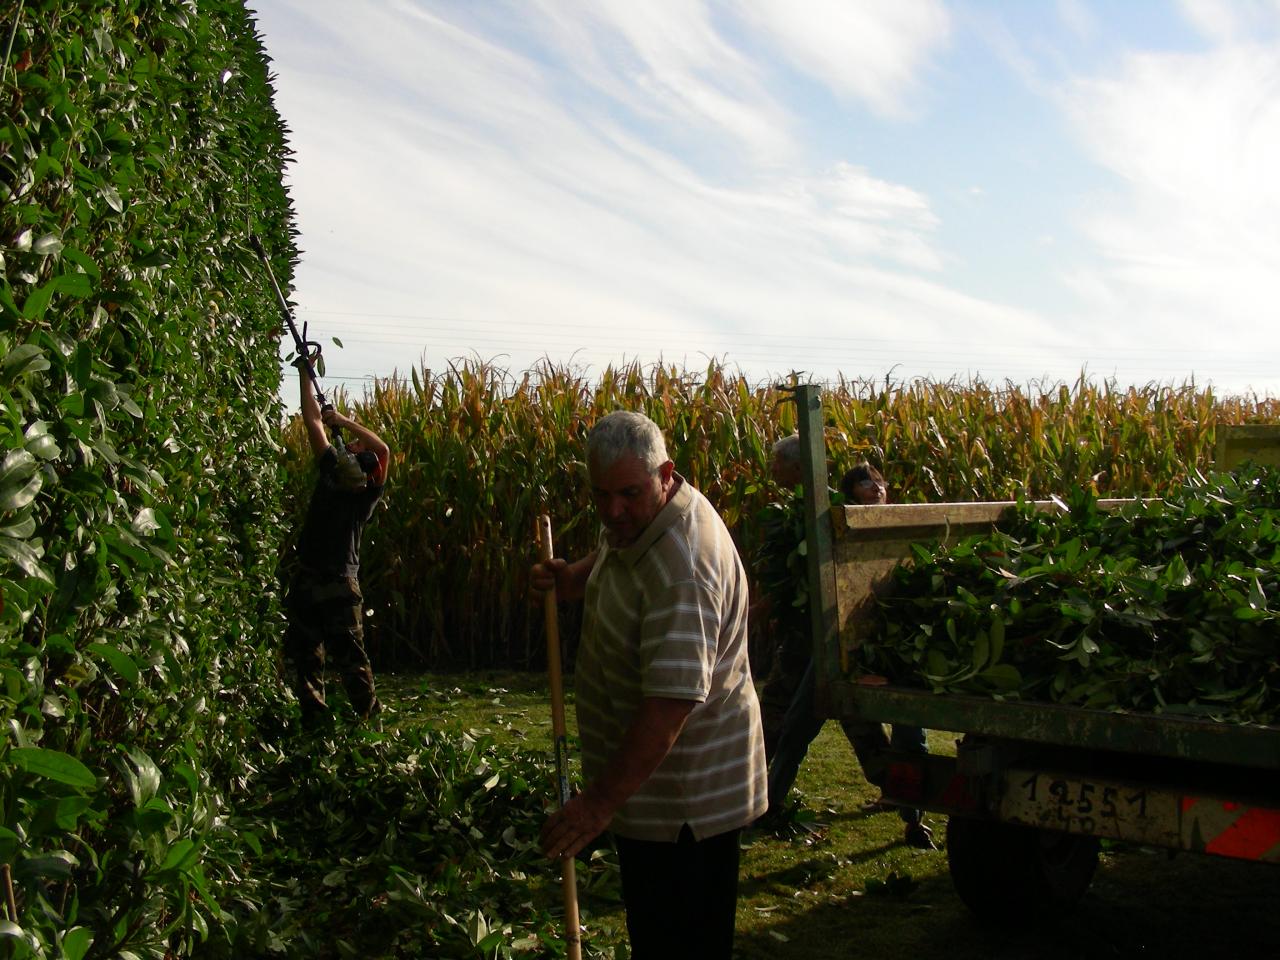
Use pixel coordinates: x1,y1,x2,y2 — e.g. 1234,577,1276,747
763,461,937,850
752,434,812,761
285,356,389,726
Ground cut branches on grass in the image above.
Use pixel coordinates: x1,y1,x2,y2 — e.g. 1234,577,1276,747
386,673,1280,960
196,673,627,959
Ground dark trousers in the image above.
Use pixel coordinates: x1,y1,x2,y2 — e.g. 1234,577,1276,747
285,569,379,722
758,626,810,762
613,825,742,960
768,659,926,824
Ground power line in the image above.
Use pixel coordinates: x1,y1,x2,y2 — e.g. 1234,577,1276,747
293,307,1276,367
308,358,1276,391
277,333,1277,394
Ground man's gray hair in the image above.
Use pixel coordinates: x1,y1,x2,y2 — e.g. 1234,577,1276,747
772,433,801,465
587,410,670,473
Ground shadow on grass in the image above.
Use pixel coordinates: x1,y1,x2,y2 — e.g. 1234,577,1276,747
735,846,1280,960
742,838,905,899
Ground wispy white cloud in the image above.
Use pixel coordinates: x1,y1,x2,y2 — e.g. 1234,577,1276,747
796,163,943,271
1056,0,1098,41
958,5,1048,96
254,0,998,383
1178,0,1280,43
1060,19,1280,363
525,0,794,165
734,0,951,118
253,1,1276,394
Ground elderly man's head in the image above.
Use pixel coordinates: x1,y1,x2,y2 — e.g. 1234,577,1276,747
770,434,803,489
586,411,676,547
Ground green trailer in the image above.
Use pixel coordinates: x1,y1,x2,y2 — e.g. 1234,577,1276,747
791,385,1280,921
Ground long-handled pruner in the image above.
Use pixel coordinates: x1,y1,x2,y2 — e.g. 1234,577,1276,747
249,233,344,449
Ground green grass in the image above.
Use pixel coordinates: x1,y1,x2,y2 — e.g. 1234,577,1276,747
380,671,1280,960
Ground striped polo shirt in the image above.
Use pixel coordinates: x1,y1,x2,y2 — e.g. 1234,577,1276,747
575,475,767,842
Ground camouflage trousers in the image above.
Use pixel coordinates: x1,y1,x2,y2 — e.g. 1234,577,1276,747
285,569,380,723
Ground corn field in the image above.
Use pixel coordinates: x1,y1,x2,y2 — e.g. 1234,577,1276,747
280,359,1280,670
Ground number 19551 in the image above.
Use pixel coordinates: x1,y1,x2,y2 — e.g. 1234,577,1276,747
1020,773,1149,821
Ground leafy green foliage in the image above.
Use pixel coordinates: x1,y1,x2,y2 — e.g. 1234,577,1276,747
753,491,813,632
863,869,918,899
865,466,1280,723
4,2,1273,955
1,2,296,955
752,486,858,648
200,719,621,959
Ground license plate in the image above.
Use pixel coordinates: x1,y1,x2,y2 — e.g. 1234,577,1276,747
999,769,1180,846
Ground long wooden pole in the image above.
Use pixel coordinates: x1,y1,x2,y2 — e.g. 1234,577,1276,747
537,514,582,960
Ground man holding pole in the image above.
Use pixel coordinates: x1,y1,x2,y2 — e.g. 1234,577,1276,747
532,410,766,960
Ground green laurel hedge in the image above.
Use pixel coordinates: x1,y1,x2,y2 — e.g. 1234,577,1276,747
1,2,295,955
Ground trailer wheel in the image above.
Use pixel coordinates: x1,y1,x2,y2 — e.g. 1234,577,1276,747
946,817,1099,925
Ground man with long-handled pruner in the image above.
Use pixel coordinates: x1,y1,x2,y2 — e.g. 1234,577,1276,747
530,411,766,960
251,234,390,727
283,353,389,728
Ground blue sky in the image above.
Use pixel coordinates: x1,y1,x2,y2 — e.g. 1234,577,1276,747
250,1,1280,397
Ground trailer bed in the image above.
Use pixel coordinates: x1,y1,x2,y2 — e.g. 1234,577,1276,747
786,384,1280,915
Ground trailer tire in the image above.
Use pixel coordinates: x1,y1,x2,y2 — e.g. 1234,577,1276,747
946,817,1099,925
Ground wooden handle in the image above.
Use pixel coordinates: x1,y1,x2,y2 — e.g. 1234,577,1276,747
537,514,582,960
538,515,571,771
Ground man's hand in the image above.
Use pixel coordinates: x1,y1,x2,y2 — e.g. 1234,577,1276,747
321,408,352,430
530,551,595,603
540,696,692,863
530,558,568,603
540,790,613,861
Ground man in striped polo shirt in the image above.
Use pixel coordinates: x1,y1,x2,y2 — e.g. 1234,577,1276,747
534,410,767,959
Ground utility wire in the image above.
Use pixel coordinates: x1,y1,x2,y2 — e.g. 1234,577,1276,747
293,307,1275,368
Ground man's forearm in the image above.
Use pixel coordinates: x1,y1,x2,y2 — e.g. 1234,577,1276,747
299,372,321,421
539,695,694,861
336,417,389,459
579,696,694,817
556,551,598,601
298,371,328,456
